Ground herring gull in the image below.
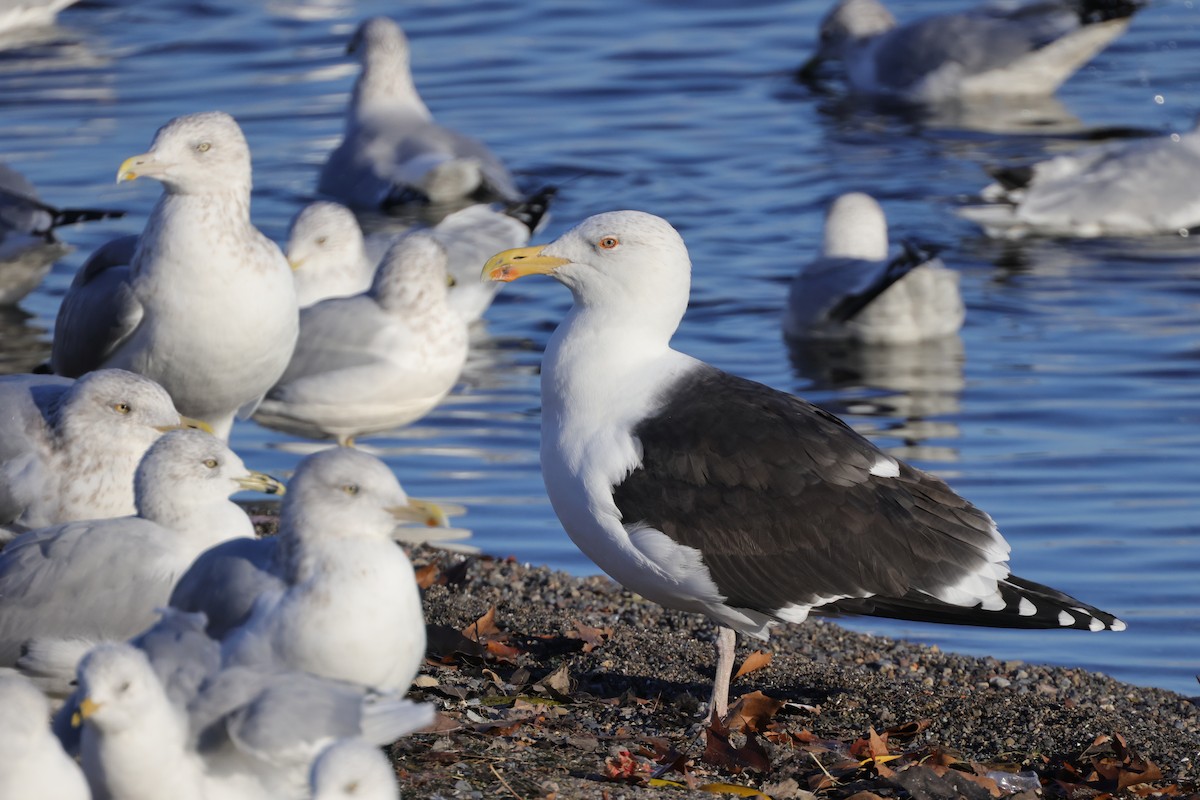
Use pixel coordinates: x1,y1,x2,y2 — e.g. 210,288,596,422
0,429,283,694
784,192,963,343
0,369,188,534
799,0,1143,103
958,122,1200,238
485,210,1124,718
253,233,468,445
286,201,376,308
49,111,300,440
318,16,522,212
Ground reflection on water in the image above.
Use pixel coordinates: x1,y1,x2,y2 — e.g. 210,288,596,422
787,335,964,463
0,306,50,373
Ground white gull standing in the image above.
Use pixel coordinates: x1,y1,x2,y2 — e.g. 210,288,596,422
254,233,468,445
318,16,522,212
50,111,300,440
0,369,190,534
784,192,963,344
485,210,1125,718
799,0,1143,103
959,121,1200,238
0,429,283,694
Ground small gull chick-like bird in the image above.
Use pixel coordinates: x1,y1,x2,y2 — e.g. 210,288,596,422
0,369,190,535
50,110,300,440
318,16,523,211
784,192,963,344
185,447,436,696
0,674,89,800
254,233,468,445
958,121,1200,238
0,162,123,305
799,0,1143,104
0,429,283,695
485,210,1125,718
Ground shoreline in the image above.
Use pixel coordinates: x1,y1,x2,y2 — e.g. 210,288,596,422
399,550,1199,799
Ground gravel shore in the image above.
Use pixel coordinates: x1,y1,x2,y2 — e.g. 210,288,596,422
396,551,1198,800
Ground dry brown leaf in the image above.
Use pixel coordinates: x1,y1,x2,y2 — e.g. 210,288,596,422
880,718,931,741
461,606,503,642
726,690,784,734
702,717,772,774
485,640,520,663
733,649,773,679
413,563,441,589
417,711,463,733
850,727,890,760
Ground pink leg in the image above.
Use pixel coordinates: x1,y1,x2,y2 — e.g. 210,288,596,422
708,625,736,720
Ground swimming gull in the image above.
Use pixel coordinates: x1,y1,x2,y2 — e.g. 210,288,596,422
171,446,454,639
0,674,89,800
0,0,80,34
49,111,300,440
799,0,1143,103
0,429,283,694
318,16,522,212
784,192,963,343
958,122,1200,238
254,233,468,445
220,447,431,694
0,162,123,305
310,738,402,800
0,369,190,535
485,210,1125,719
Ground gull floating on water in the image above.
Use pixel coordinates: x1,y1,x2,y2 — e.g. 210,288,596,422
799,0,1144,104
784,192,963,344
50,111,300,440
485,209,1125,719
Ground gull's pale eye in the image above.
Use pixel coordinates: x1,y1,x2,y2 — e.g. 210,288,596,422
598,236,620,250
342,484,360,496
113,402,131,415
203,458,218,469
196,141,211,153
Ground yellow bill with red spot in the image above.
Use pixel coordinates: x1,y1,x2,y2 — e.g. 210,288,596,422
482,245,568,283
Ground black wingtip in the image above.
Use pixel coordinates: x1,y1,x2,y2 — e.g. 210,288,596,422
504,185,557,233
50,208,126,229
826,240,934,324
1073,0,1145,24
986,165,1035,192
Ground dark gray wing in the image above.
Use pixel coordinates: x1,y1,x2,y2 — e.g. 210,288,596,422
611,365,1003,617
50,235,142,377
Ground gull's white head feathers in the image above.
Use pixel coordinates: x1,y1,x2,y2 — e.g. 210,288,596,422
118,111,252,196
821,192,889,261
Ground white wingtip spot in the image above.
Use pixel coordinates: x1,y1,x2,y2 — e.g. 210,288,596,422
1057,610,1074,627
1088,618,1104,632
1111,619,1127,632
1017,597,1037,617
869,457,900,478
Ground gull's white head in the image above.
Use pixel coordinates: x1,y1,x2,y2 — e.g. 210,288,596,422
56,369,186,448
310,739,400,800
809,0,896,66
348,16,411,66
821,192,889,261
485,210,692,338
372,232,451,313
74,644,171,736
117,111,252,196
133,429,284,522
281,447,447,543
286,201,366,274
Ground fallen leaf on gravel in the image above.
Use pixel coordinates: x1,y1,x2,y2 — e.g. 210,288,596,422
849,727,891,760
880,718,931,741
726,691,785,734
533,663,573,698
733,650,772,679
604,748,652,782
417,712,463,733
414,563,441,589
568,620,613,652
703,716,772,774
462,606,504,642
485,640,521,662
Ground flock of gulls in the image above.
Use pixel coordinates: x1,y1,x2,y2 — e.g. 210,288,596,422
1,0,1185,796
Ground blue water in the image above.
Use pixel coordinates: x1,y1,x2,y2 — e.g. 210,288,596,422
3,0,1198,695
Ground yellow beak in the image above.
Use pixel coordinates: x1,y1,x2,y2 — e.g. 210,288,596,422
117,152,164,183
71,697,102,727
387,498,450,528
288,258,303,272
482,245,568,283
156,416,215,435
235,472,286,496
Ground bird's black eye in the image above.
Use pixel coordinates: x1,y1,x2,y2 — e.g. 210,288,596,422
116,680,131,694
196,142,211,153
342,484,359,496
203,458,218,469
113,402,131,414
597,236,619,250
315,236,328,246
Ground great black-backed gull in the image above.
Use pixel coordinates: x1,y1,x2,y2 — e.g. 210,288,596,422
784,192,963,344
485,210,1125,718
798,0,1143,103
